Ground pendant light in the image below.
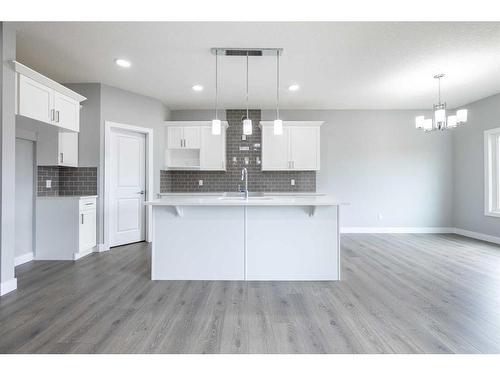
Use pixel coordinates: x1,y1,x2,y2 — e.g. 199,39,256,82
274,50,283,135
211,49,221,135
242,51,253,135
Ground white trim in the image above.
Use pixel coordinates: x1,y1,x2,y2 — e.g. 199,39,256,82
104,121,154,250
15,252,34,266
454,228,500,245
484,127,500,218
340,227,454,234
95,243,109,252
0,278,17,296
73,248,94,261
12,61,86,102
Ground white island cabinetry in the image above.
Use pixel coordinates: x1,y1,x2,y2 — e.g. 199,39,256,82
146,194,344,281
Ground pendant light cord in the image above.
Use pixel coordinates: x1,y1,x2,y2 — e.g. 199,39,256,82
214,50,218,120
246,51,249,119
438,76,441,105
276,50,280,119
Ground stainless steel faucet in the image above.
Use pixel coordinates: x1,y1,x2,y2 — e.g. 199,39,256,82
241,167,249,199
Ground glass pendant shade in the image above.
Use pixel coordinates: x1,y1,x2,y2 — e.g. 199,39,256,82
415,116,425,129
423,118,433,131
435,108,446,123
274,119,283,135
243,119,252,135
211,119,221,135
457,109,468,123
447,115,457,128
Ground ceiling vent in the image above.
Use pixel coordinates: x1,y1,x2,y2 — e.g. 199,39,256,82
211,48,283,57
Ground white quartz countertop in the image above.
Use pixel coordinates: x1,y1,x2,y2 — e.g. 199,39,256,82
37,195,98,200
146,192,346,206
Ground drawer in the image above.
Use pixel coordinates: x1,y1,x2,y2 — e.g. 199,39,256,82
79,197,96,212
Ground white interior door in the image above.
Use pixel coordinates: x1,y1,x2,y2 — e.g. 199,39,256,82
15,138,35,259
109,128,146,247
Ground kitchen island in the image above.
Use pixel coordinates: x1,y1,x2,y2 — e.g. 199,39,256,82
145,193,345,281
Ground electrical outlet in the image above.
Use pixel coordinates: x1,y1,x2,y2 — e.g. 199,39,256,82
241,135,247,141
198,179,203,186
244,157,249,165
46,180,52,188
291,179,295,186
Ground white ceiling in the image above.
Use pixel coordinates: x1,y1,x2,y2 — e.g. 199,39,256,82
12,22,500,110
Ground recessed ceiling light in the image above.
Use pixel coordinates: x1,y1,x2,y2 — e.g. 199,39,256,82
192,84,204,92
288,84,300,91
115,58,131,68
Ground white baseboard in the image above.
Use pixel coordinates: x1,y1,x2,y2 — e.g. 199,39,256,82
340,227,500,245
340,227,454,234
454,228,500,245
0,278,17,296
15,252,34,266
73,249,94,261
95,243,109,252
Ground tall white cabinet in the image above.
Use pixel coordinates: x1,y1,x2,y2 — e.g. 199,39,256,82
165,121,228,170
260,121,323,171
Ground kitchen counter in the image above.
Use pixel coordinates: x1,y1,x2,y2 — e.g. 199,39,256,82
148,192,344,281
37,195,98,199
147,192,346,207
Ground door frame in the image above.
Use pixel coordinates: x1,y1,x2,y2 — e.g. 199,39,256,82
104,121,154,250
15,129,37,265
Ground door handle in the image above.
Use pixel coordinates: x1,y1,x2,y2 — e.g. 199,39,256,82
137,190,145,195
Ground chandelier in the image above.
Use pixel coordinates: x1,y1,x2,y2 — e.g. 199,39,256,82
415,74,467,132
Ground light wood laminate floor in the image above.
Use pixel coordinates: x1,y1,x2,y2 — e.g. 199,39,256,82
1,234,500,353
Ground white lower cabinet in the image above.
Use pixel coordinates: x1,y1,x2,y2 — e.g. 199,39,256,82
36,196,97,260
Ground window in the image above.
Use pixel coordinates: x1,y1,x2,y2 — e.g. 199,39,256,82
485,127,500,217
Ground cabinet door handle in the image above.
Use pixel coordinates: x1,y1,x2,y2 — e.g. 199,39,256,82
180,139,183,148
56,110,60,123
81,214,84,224
60,153,64,163
51,109,55,122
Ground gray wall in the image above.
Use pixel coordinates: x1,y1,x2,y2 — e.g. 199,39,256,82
171,109,454,228
15,138,34,258
68,83,170,244
1,22,17,291
452,93,500,238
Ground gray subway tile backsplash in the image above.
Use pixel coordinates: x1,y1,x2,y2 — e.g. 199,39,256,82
161,109,316,193
37,166,97,197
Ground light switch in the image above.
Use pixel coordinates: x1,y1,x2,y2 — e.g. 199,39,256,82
291,179,295,186
199,180,203,186
244,157,249,165
46,180,52,188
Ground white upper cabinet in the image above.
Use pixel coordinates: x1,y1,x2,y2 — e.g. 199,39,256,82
167,126,201,149
200,126,226,170
53,91,80,131
289,126,320,170
14,61,86,132
261,125,289,170
183,127,201,149
260,121,323,171
167,126,184,149
18,75,54,124
58,132,79,167
165,121,227,170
